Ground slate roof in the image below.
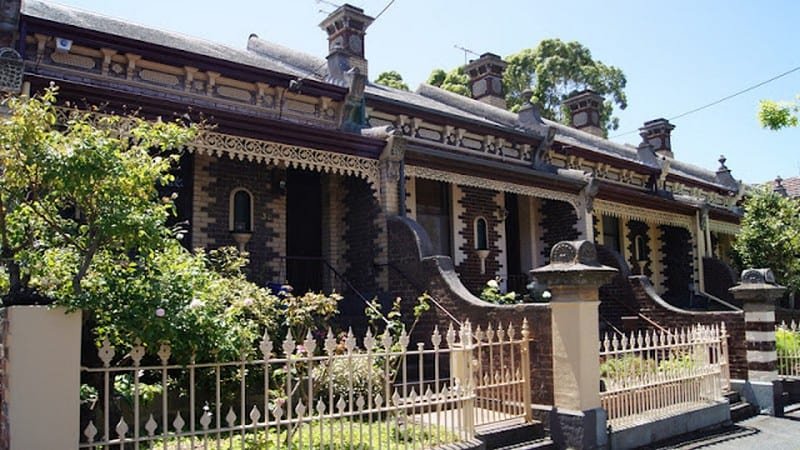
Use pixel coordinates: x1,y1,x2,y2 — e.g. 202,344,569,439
775,176,800,198
23,0,734,192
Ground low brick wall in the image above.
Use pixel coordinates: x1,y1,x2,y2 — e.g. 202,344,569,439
629,276,747,379
387,216,554,405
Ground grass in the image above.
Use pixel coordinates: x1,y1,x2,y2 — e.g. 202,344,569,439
145,417,459,450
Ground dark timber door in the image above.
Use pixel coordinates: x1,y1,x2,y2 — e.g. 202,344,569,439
286,170,323,293
504,193,524,293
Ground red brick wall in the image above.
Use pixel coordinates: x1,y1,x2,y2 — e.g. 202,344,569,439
388,216,554,405
455,186,503,294
629,276,747,379
539,200,579,264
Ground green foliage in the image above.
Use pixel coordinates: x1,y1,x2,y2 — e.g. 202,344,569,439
426,67,471,96
312,355,384,402
374,70,409,91
479,277,519,305
733,186,800,292
0,85,198,301
113,373,163,409
759,98,799,130
504,39,627,134
777,327,800,373
426,40,627,135
158,419,457,449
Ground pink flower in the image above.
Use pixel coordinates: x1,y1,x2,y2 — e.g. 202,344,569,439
155,308,166,317
242,298,254,307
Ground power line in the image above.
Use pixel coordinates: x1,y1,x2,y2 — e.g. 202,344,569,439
374,0,396,21
610,64,800,139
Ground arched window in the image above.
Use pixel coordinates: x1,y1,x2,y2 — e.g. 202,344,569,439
635,235,647,261
230,188,253,233
475,217,488,250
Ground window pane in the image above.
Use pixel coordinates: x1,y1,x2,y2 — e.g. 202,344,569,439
476,218,488,250
415,179,451,256
233,190,251,232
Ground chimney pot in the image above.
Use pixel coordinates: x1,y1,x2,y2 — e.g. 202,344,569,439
465,52,507,109
639,118,675,158
562,90,604,137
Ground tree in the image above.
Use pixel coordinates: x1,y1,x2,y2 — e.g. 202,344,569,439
733,186,800,293
374,70,409,91
426,39,628,135
759,97,799,130
427,66,470,97
0,85,198,303
504,39,627,133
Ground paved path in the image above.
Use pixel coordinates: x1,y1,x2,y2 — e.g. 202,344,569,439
651,406,800,449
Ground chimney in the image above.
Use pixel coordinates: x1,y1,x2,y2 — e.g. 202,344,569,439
319,4,374,81
465,53,507,109
639,118,676,158
774,176,788,196
562,90,604,137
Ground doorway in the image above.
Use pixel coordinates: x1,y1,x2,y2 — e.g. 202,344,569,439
286,169,323,293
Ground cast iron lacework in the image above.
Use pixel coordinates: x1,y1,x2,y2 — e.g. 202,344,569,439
54,108,380,186
0,48,22,93
405,165,579,209
593,199,693,229
708,220,740,236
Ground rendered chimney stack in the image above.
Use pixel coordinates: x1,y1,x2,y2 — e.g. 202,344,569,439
319,4,374,81
639,118,676,158
465,53,508,109
562,90,604,137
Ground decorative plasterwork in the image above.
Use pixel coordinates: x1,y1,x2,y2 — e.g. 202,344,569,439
187,131,379,185
593,199,693,229
709,220,740,236
54,107,379,185
405,165,579,208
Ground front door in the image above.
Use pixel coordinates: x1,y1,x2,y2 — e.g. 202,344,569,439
286,169,323,293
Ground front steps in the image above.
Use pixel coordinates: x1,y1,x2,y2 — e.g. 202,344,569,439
475,421,554,449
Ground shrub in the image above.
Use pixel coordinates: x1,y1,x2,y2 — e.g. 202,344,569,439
479,277,519,304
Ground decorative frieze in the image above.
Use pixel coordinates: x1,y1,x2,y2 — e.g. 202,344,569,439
138,69,179,87
594,199,693,229
709,220,740,236
50,51,95,70
405,164,579,209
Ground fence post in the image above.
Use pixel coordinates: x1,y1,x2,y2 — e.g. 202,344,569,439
450,321,475,436
2,305,82,450
531,240,617,449
729,268,786,416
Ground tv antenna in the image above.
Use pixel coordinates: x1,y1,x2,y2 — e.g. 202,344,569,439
454,44,479,66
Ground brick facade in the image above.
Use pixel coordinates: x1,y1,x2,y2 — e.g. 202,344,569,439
626,220,652,277
659,225,693,307
193,153,283,284
343,177,385,298
628,276,747,379
387,217,554,405
455,185,505,294
702,257,737,306
539,200,579,264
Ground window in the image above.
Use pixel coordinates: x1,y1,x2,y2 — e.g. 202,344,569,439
601,215,621,254
230,189,253,233
475,217,488,250
635,235,647,261
415,179,451,256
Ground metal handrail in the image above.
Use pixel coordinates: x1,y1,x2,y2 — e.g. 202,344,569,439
279,255,390,326
379,262,462,327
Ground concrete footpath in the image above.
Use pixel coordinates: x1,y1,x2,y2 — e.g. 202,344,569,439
649,405,800,449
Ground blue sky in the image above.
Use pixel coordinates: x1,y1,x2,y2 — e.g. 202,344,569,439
53,0,800,184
